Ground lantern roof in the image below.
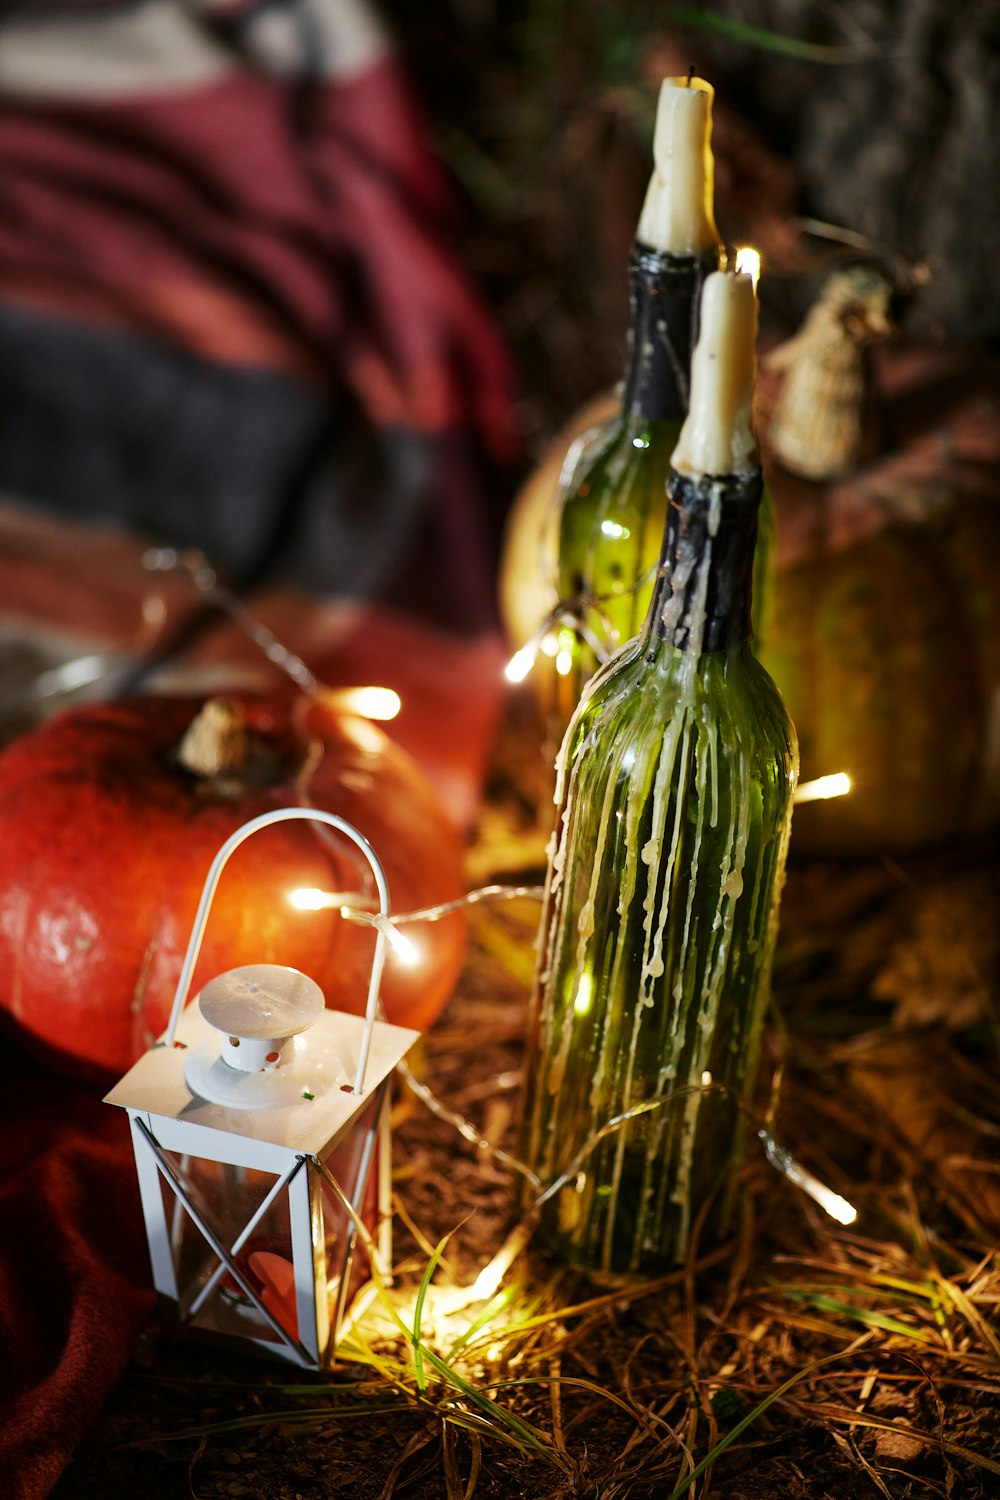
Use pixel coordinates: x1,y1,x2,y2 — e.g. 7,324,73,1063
105,1000,418,1158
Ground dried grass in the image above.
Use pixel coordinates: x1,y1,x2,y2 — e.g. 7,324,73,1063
69,701,1000,1499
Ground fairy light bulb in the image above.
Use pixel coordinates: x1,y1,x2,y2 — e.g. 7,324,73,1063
379,922,420,968
323,686,402,722
289,887,332,911
505,641,539,684
794,772,851,804
759,1131,858,1225
288,889,421,968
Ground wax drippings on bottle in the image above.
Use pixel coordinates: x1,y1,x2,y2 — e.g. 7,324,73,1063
524,488,795,1274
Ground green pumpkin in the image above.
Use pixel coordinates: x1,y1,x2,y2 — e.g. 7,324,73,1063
759,305,1000,853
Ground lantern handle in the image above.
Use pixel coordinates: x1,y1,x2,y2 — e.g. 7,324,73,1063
164,807,392,1095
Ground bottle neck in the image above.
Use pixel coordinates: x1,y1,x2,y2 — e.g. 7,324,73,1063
622,245,718,425
645,470,761,654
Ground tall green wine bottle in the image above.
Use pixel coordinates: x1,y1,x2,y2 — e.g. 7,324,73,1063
549,75,723,732
522,270,797,1278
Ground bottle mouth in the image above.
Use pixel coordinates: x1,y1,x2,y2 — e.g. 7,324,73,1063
651,471,761,655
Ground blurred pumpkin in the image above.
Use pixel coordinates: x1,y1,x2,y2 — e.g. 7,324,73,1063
498,391,618,674
0,694,466,1078
757,270,1000,851
500,270,1000,853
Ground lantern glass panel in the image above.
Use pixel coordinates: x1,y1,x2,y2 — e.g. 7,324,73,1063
153,1151,298,1347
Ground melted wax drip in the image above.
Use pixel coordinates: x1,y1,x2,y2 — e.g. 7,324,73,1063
526,483,794,1274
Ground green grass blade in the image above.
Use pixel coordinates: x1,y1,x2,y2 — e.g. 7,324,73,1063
420,1347,561,1463
665,1348,859,1500
781,1290,936,1344
412,1232,456,1395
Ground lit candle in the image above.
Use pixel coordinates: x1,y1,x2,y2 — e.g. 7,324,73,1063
636,76,720,256
671,270,758,477
734,245,761,291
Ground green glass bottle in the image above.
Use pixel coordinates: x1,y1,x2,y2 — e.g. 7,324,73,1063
522,271,797,1278
549,75,723,733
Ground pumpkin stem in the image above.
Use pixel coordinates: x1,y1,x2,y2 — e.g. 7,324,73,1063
763,266,895,482
177,698,249,779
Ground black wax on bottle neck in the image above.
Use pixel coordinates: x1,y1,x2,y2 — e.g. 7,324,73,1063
622,246,715,424
645,469,762,655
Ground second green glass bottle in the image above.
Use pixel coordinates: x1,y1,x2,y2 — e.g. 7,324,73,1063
550,75,722,732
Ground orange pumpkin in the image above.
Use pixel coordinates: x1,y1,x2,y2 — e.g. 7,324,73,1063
0,694,466,1077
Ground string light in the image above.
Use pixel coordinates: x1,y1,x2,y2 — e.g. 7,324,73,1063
293,881,857,1312
502,555,672,687
288,887,346,911
142,548,401,723
127,548,858,1291
293,881,859,1233
503,603,616,685
794,772,851,804
371,915,419,967
758,1130,858,1225
288,888,420,966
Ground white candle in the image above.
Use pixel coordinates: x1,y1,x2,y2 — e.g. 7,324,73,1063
636,76,720,256
671,271,758,477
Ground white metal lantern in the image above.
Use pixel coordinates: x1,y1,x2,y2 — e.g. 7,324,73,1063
105,807,419,1370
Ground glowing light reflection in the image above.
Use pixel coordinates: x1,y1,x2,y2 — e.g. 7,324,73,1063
573,973,594,1016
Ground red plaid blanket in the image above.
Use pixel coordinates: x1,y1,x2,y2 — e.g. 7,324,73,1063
0,6,515,1493
0,0,514,614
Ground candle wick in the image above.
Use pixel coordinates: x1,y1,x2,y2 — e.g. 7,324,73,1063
686,64,695,86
